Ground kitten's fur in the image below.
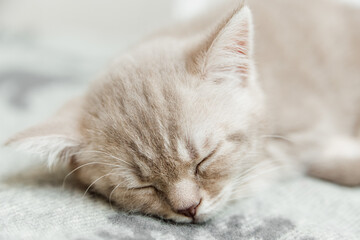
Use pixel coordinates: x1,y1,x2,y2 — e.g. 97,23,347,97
6,0,360,223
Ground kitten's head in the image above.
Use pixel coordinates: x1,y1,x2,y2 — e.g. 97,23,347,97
7,5,272,223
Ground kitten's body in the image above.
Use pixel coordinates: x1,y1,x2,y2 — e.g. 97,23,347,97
7,0,360,223
252,0,360,185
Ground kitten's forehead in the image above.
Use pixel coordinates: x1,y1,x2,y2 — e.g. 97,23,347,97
87,57,201,158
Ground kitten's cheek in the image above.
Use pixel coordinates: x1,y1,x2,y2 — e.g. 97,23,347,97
195,206,218,223
196,186,233,222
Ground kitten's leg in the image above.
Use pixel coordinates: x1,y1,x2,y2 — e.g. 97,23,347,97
307,136,360,186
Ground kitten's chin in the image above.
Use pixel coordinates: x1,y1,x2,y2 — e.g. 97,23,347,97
164,215,193,223
165,214,210,224
163,212,210,224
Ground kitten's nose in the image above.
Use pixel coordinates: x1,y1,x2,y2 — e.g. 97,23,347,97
177,200,201,219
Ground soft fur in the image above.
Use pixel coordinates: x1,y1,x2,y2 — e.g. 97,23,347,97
6,0,360,223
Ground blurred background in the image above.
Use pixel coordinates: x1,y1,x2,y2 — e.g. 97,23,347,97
0,0,359,175
0,0,221,76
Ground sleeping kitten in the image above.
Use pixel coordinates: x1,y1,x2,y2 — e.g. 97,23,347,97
6,0,360,223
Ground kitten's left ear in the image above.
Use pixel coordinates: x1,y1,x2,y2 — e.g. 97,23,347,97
191,4,254,85
5,97,84,167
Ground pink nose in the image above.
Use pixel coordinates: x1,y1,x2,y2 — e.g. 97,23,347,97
177,200,201,219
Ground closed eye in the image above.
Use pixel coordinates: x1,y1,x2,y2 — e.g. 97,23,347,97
195,147,219,175
128,185,155,191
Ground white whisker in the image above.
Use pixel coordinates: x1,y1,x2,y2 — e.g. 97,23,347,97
71,150,132,166
62,162,126,188
233,165,280,188
236,161,267,179
109,183,122,210
82,172,116,198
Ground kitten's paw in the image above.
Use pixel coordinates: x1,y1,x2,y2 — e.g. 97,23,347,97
307,137,360,186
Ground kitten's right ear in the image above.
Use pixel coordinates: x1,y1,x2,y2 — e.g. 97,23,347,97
189,3,254,85
5,97,84,167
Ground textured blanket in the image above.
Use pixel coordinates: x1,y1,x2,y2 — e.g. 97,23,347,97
1,1,360,239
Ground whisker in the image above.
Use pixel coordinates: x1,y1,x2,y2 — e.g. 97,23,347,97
205,185,232,213
82,172,116,198
231,161,280,194
235,161,268,179
62,162,126,188
234,165,280,187
228,193,253,202
100,151,133,166
67,150,133,166
109,183,122,210
228,154,262,172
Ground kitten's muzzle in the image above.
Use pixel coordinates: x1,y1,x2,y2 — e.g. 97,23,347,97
177,198,202,221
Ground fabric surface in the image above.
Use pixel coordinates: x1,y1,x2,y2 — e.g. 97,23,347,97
1,1,360,239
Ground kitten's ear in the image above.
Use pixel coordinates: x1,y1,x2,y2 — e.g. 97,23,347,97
5,97,84,167
192,4,253,85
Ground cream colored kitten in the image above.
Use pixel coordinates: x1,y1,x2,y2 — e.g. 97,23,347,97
6,0,360,223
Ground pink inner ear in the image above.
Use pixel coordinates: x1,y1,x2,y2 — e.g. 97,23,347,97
234,22,250,81
236,40,248,55
237,64,249,75
235,21,250,55
222,35,249,81
202,6,253,85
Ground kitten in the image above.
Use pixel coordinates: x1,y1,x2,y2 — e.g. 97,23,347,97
6,0,360,223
